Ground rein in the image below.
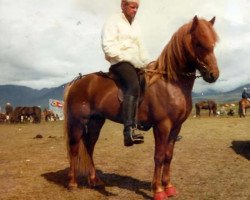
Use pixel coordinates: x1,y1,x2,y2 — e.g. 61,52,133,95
144,67,202,79
70,56,206,85
144,69,167,74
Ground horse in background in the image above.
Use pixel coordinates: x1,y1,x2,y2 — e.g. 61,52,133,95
195,100,217,117
43,108,57,122
63,16,219,200
238,98,250,117
0,113,7,123
10,106,41,123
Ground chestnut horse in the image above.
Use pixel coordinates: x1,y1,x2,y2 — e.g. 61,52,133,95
63,16,219,200
238,98,250,117
43,108,57,122
195,100,217,117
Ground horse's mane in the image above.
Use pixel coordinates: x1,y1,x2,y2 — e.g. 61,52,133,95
147,17,218,85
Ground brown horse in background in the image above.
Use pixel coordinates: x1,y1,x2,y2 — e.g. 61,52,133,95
43,108,57,122
238,98,250,117
63,16,219,200
0,113,7,123
10,106,41,123
195,100,217,117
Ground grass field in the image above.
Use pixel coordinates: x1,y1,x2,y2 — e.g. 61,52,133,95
0,115,249,200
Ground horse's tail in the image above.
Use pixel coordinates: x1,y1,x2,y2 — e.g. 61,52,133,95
63,83,71,145
63,83,92,176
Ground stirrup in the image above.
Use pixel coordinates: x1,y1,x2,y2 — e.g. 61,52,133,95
124,127,144,147
132,128,144,140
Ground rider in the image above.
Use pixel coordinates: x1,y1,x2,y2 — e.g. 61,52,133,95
101,0,151,146
242,87,250,101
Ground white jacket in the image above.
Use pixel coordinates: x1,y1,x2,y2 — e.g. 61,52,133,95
101,13,150,68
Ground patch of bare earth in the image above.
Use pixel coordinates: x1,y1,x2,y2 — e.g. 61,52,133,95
0,116,249,200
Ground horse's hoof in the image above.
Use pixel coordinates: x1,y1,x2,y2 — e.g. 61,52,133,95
153,191,168,200
165,186,177,197
67,183,77,191
88,177,105,189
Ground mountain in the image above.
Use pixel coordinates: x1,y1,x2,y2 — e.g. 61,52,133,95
0,84,65,110
192,84,250,104
0,83,249,111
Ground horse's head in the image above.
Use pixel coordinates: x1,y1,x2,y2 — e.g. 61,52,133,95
189,16,219,83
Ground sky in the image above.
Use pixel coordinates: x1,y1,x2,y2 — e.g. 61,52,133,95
0,0,250,93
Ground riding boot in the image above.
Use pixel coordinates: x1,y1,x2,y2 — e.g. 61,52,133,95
123,95,144,146
131,98,144,140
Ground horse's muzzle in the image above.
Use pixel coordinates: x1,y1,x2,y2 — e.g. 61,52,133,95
202,69,219,83
196,57,219,83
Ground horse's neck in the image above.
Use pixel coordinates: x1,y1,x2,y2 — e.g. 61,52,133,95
148,28,196,89
169,32,196,80
147,64,196,96
172,33,197,93
152,78,195,101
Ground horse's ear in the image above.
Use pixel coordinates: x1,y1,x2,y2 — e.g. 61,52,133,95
190,15,199,33
209,16,216,25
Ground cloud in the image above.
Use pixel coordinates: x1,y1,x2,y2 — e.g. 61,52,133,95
0,0,250,93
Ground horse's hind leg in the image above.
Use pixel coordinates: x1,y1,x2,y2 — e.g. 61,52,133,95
85,115,106,188
67,122,85,189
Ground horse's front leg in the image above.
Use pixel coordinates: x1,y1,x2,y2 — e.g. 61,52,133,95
243,107,246,117
161,126,181,197
152,119,171,200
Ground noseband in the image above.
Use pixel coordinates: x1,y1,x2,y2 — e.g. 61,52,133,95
196,58,208,76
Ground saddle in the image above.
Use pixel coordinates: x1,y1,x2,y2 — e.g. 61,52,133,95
96,68,146,102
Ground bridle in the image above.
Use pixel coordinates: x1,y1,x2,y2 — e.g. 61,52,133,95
195,57,208,77
144,57,207,79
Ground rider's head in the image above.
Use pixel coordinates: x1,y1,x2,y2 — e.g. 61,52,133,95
121,0,140,23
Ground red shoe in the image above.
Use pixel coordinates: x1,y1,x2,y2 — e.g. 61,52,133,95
165,186,177,197
153,191,168,200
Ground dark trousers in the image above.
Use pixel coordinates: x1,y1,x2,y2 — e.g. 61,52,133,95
110,62,144,145
109,62,140,97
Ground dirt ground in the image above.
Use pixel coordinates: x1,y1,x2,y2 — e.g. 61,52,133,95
0,115,249,200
